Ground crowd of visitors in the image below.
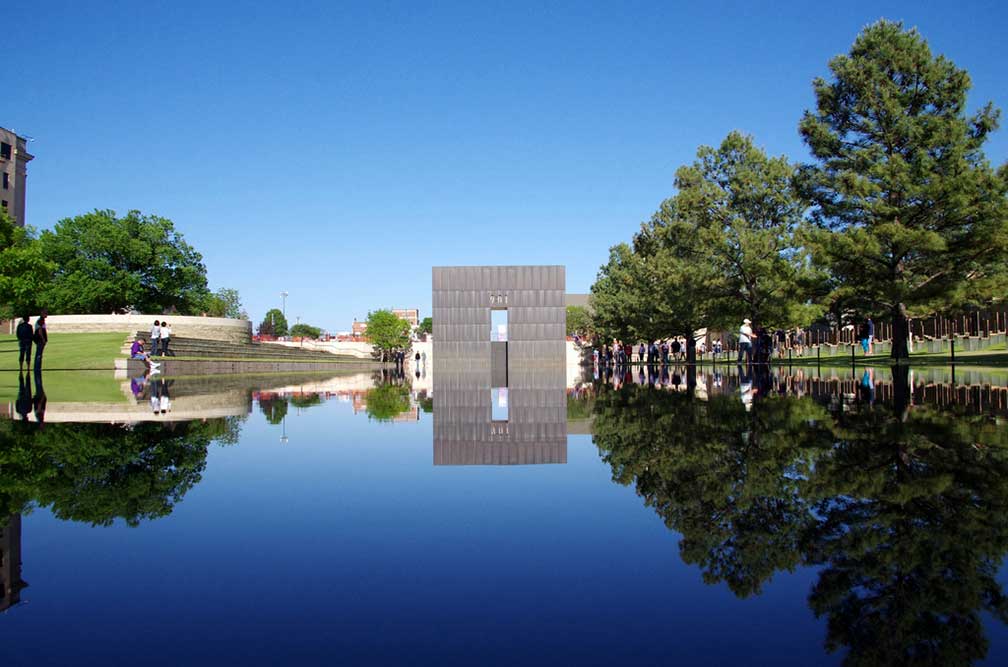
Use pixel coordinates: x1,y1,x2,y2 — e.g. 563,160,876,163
590,316,876,368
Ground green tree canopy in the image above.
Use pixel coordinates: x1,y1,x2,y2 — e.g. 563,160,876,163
799,19,1008,358
366,309,411,360
0,418,241,526
565,305,592,337
674,131,823,329
38,209,210,315
365,382,411,421
200,287,246,319
591,198,725,366
259,308,289,337
290,323,322,338
0,210,54,319
591,369,1008,663
417,316,433,337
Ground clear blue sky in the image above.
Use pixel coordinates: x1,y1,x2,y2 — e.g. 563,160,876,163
6,1,1007,331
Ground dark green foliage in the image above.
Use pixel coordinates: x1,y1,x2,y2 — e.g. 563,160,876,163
366,310,411,360
290,323,322,339
258,395,289,424
591,376,1008,664
0,210,54,319
364,383,411,421
799,20,1008,358
417,317,433,337
591,134,817,356
260,308,288,337
200,287,246,319
565,305,592,337
0,418,240,526
39,209,210,315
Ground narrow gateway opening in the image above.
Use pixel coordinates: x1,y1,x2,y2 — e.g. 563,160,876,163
490,307,509,394
490,308,508,341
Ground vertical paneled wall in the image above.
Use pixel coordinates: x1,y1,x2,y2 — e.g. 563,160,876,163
432,265,566,367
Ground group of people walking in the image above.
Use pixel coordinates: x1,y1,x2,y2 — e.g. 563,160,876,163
15,312,48,371
593,337,696,368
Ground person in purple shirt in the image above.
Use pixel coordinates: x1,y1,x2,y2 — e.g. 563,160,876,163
130,339,159,372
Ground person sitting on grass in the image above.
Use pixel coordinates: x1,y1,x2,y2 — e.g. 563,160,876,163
130,339,159,372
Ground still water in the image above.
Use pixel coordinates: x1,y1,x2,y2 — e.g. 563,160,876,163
2,365,1007,665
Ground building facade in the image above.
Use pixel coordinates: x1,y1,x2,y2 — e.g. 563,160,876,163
432,265,566,367
392,308,420,328
0,128,33,228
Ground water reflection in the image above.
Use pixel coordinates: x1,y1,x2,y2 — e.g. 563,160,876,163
2,365,1007,663
590,365,1008,665
0,513,26,613
433,367,567,465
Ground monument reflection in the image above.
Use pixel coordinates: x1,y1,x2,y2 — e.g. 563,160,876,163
433,367,567,465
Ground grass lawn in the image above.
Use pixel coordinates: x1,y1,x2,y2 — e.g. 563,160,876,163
796,343,1008,369
0,332,127,371
0,370,128,403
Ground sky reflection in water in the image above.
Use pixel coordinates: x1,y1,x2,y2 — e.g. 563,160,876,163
1,365,1007,665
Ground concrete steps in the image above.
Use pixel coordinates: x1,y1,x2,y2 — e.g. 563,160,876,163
129,332,358,361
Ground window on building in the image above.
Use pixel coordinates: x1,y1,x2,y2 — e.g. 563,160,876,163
2,172,8,189
0,143,10,160
1,200,7,210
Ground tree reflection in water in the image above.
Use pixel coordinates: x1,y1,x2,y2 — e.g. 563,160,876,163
592,367,1008,665
0,417,243,526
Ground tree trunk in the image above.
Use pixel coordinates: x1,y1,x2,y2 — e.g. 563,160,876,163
890,303,910,361
686,330,697,391
891,363,911,423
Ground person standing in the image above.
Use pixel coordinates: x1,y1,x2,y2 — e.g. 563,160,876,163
859,319,872,355
866,317,875,354
33,312,48,371
150,320,162,356
160,321,172,356
16,314,33,370
738,318,753,364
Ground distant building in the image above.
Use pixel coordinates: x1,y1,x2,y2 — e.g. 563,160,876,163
352,309,420,336
564,293,591,309
0,127,33,228
392,308,420,328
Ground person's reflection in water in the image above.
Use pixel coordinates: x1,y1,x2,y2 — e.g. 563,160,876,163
859,368,875,405
31,367,46,428
158,379,172,414
16,371,33,422
150,377,161,415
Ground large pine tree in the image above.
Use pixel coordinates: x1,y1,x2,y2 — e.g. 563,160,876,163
799,20,1008,359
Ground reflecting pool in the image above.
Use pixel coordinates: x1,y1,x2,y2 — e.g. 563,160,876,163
2,365,1007,665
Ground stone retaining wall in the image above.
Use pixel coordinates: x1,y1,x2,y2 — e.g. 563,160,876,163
157,358,384,375
23,313,252,343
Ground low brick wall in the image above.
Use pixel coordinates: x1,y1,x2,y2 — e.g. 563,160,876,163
24,313,252,343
